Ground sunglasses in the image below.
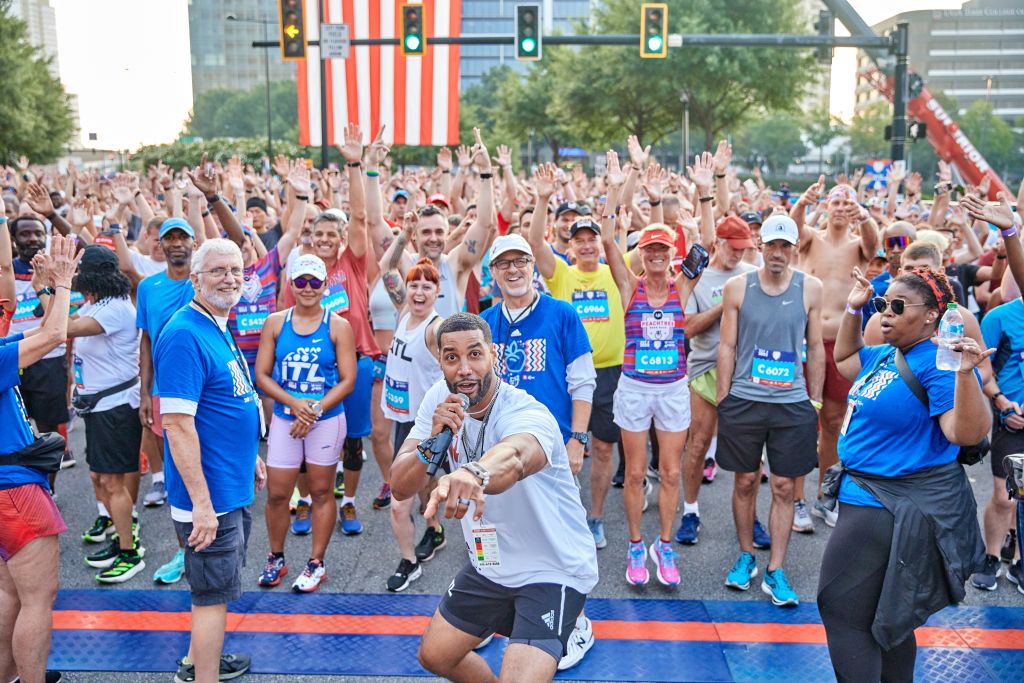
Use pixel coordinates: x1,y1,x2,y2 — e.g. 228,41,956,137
885,235,911,250
872,296,927,315
294,277,324,289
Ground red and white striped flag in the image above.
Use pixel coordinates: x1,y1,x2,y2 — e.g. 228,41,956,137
297,0,462,147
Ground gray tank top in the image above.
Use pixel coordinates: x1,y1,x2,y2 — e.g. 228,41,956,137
369,278,399,332
730,269,809,403
434,254,461,318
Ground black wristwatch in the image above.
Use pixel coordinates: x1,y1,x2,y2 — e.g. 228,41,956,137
570,431,590,446
36,286,54,297
205,193,220,204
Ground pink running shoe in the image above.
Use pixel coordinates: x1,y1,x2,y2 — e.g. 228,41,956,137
625,541,649,586
651,540,681,586
702,458,717,483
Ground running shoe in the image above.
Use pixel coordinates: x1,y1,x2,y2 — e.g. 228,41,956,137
753,518,772,550
646,465,660,482
674,513,702,545
109,519,140,544
557,615,594,671
651,539,680,586
86,539,145,569
760,463,769,483
971,554,1002,591
257,553,288,587
333,470,345,498
174,653,251,683
1001,529,1017,564
291,500,312,535
642,476,652,513
725,552,758,591
415,526,446,562
153,549,186,585
1008,560,1024,595
702,457,717,483
59,450,76,470
289,487,299,513
96,549,146,584
292,559,327,593
143,481,167,507
82,515,113,543
811,498,838,528
386,558,422,592
339,502,363,535
625,541,649,586
373,482,392,510
792,499,814,534
762,567,799,607
588,518,607,550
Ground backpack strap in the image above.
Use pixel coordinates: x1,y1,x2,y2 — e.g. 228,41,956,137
894,348,929,410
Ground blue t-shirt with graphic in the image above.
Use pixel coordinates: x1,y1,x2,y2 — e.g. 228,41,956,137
982,299,1024,404
155,306,260,514
837,341,971,507
0,334,46,491
481,294,592,443
136,271,195,395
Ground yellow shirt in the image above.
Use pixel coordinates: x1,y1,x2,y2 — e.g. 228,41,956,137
545,258,625,368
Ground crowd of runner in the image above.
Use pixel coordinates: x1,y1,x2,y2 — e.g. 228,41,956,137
1,126,1023,682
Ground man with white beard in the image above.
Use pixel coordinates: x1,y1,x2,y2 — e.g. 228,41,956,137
154,239,267,683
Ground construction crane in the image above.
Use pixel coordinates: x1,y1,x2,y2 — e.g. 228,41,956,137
823,0,1010,199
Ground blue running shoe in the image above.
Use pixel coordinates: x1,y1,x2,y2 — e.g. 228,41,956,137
725,552,758,591
587,518,607,549
753,518,771,549
674,513,702,545
340,503,363,535
153,549,185,585
257,553,288,587
291,501,312,536
762,567,799,606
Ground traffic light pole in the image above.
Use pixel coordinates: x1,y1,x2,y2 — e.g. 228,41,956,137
889,23,910,164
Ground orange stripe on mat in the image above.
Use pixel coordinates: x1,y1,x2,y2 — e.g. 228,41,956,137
51,611,1024,650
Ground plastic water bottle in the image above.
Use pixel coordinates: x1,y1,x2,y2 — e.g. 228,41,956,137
936,303,964,371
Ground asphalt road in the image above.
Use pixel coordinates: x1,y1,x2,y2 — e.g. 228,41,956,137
48,418,1022,682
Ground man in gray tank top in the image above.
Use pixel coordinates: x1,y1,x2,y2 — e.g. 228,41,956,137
715,215,825,608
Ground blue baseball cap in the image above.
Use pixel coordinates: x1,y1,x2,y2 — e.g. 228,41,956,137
392,190,410,202
159,217,195,239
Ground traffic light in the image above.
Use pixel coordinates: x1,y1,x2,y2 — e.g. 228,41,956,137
815,10,835,64
277,0,307,61
640,3,668,59
515,4,541,61
401,3,424,56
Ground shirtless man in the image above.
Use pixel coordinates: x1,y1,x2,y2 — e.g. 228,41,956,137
791,178,878,528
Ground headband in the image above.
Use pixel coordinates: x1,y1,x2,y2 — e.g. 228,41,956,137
911,267,947,308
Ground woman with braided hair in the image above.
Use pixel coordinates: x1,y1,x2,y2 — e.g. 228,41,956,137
820,265,992,682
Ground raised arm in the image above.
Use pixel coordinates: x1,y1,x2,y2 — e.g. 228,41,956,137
17,236,80,367
337,122,368,259
791,175,824,249
451,128,495,274
528,164,558,279
380,213,416,308
600,150,637,300
712,140,732,219
963,191,1022,300
833,267,874,380
494,145,517,224
937,339,996,446
188,153,245,248
364,127,393,261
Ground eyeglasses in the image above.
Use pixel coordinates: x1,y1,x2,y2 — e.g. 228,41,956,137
199,267,243,279
293,277,324,289
872,296,928,315
885,235,911,250
491,257,533,271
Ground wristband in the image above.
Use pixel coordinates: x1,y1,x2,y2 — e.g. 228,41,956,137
441,169,451,174
416,449,430,465
36,287,54,297
1001,226,1017,238
650,199,662,207
0,217,7,225
294,194,309,201
346,161,361,168
715,173,726,179
365,170,380,178
46,212,57,222
810,400,823,411
604,214,617,221
699,196,713,203
479,172,494,179
205,193,220,204
845,304,862,316
201,210,210,218
55,285,71,291
997,254,1007,259
992,391,1005,403
134,190,143,198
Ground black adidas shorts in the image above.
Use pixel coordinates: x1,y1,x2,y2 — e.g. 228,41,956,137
439,563,587,663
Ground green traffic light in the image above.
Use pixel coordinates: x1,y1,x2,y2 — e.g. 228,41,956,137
405,35,421,51
647,35,663,52
521,37,536,54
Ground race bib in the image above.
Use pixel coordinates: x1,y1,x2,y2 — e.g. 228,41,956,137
636,340,679,375
571,290,609,323
470,526,501,568
640,309,675,341
13,293,38,324
235,303,271,336
322,284,350,315
73,354,84,389
751,346,796,387
281,379,325,415
384,376,410,415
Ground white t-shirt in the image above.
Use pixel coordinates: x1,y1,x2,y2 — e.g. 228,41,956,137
73,297,141,412
409,380,599,594
130,250,168,277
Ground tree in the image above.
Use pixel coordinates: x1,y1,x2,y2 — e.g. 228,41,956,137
957,100,1015,177
132,137,309,171
0,0,75,163
184,80,300,145
848,100,891,163
734,113,806,174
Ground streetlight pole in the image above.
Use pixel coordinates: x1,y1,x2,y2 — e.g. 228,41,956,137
680,91,690,170
227,14,273,158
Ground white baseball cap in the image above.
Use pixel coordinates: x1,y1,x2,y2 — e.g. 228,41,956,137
760,215,799,245
289,253,328,281
488,234,534,264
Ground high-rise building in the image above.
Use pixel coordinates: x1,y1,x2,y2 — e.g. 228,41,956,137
854,0,1024,122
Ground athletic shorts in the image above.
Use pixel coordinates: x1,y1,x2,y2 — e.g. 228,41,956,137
439,563,587,663
822,339,853,404
0,483,67,562
373,354,387,382
19,355,69,426
613,374,691,433
393,420,415,456
689,369,717,407
589,365,621,443
173,506,251,607
716,394,818,478
342,355,374,438
991,414,1024,478
266,412,346,469
149,394,164,437
84,403,143,474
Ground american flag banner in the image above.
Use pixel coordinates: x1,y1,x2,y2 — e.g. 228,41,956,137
297,0,462,147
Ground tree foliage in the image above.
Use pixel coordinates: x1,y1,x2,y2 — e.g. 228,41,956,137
733,112,807,174
184,80,300,144
957,100,1016,176
848,100,891,162
0,0,75,163
132,137,311,171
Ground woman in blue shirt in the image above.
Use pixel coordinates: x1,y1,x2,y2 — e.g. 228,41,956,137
821,265,991,683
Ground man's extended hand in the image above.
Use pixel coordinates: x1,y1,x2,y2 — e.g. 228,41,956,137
424,468,486,522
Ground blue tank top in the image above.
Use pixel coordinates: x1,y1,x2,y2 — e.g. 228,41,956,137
272,308,343,420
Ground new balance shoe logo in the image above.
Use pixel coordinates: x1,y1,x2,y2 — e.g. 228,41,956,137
541,610,555,630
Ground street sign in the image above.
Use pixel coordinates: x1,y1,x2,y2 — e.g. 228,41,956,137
320,23,350,60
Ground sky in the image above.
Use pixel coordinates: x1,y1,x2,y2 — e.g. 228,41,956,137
51,0,965,151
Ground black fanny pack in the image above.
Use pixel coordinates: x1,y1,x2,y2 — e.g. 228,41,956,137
0,432,66,473
71,377,139,415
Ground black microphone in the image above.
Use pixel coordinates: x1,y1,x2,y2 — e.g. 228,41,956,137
426,393,470,477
